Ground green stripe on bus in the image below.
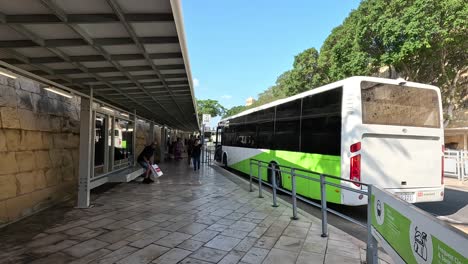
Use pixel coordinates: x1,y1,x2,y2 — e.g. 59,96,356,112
230,150,342,204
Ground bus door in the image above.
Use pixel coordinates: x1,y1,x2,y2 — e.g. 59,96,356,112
215,126,223,162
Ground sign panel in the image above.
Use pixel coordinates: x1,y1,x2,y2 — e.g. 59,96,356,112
371,187,467,264
202,114,211,125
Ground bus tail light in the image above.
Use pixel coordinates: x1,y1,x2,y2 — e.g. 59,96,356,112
441,145,445,185
350,142,361,153
350,154,361,187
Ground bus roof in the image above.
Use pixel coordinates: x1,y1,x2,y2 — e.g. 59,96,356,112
220,76,439,123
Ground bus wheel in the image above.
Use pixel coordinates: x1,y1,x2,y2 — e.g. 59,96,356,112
268,162,282,188
222,153,228,168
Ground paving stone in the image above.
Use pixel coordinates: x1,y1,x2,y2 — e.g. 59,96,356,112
296,251,324,264
283,226,308,239
288,220,312,229
84,218,117,229
45,220,89,233
177,239,205,251
244,211,268,220
31,240,78,256
324,254,360,264
72,229,107,241
218,250,245,264
210,209,234,217
206,223,229,232
254,236,278,249
29,252,74,264
224,212,245,220
326,246,361,260
230,221,257,232
205,235,241,251
191,230,219,242
178,257,212,264
153,248,192,264
154,232,192,248
177,223,209,235
27,233,68,248
240,247,269,264
94,246,138,264
96,228,138,244
158,221,176,228
216,218,236,226
106,240,130,251
248,227,268,238
233,237,257,252
262,248,298,264
116,244,170,264
264,224,287,238
189,247,228,263
69,248,111,264
63,239,109,258
130,230,171,248
221,228,249,239
64,226,92,236
125,220,159,231
302,240,327,254
273,236,304,253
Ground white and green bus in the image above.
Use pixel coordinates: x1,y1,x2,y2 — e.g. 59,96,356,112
216,76,444,205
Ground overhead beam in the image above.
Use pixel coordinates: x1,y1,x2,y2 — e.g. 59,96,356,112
29,64,186,75
3,13,173,24
0,37,178,48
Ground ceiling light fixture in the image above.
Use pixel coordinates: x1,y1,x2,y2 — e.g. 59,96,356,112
44,87,73,98
101,106,115,112
0,68,17,79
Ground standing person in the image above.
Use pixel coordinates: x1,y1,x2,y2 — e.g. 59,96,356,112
174,138,184,160
186,135,194,165
137,142,157,184
192,139,202,171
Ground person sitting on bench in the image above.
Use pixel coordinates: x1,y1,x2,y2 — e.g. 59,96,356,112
138,142,157,184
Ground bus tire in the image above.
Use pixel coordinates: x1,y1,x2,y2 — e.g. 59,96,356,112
222,153,228,168
267,162,282,189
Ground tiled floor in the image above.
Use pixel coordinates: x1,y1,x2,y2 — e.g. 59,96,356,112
0,160,393,264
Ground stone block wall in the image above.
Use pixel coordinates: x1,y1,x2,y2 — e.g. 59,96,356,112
0,76,80,227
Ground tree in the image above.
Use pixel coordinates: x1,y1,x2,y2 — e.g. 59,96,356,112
282,48,326,96
196,99,226,125
223,105,246,118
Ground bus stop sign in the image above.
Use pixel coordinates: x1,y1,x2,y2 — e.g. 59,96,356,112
202,114,211,125
370,187,467,264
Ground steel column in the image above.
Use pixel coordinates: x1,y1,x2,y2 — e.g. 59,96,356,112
77,90,93,208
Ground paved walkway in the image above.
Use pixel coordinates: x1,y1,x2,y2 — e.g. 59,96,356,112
444,177,468,192
0,161,392,264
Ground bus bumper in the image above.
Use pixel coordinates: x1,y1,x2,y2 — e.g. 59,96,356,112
386,186,445,203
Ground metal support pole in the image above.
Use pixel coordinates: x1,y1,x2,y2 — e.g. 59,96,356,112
291,168,298,220
271,164,278,207
77,89,93,208
366,185,378,264
320,174,328,237
249,161,254,192
257,161,263,198
133,109,137,167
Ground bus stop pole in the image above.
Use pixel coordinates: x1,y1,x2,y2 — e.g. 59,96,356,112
366,185,378,264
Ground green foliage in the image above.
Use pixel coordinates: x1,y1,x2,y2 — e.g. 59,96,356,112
196,99,226,124
223,105,247,118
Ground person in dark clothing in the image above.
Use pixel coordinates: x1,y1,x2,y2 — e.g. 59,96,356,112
192,139,202,171
186,135,194,165
138,142,157,183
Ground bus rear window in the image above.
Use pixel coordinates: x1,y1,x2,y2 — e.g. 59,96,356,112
361,81,440,128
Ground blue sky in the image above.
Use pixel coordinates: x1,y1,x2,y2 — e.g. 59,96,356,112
182,0,361,127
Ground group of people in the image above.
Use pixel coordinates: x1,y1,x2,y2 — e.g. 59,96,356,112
137,135,204,184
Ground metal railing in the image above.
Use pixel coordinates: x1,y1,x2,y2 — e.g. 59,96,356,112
249,159,378,264
202,145,214,166
444,149,468,181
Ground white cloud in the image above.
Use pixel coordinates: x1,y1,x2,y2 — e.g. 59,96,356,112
193,78,200,87
221,94,232,99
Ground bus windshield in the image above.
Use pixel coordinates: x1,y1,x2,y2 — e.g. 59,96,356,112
361,81,440,128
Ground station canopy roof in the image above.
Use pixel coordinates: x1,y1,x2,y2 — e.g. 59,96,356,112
0,0,198,131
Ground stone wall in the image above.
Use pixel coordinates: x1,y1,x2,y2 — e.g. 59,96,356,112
135,121,161,163
0,76,80,227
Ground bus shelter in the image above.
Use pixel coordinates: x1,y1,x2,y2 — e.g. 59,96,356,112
0,0,198,209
